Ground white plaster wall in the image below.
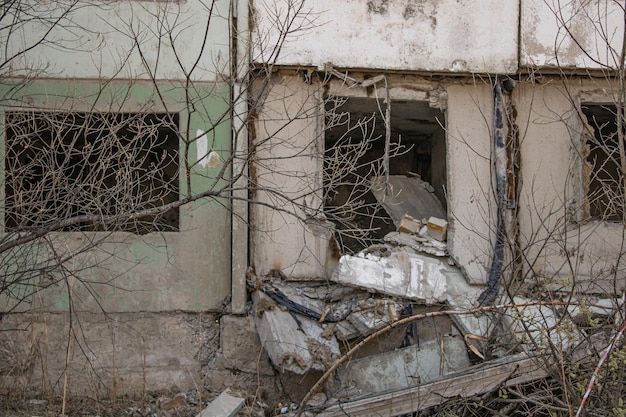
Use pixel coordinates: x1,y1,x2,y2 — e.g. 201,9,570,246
446,83,495,285
1,1,230,81
521,0,625,70
252,0,519,74
516,80,626,293
251,73,333,278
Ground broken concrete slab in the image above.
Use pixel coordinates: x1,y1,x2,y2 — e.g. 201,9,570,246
384,231,447,257
371,175,446,229
316,352,549,417
345,298,405,337
503,296,582,352
330,335,470,399
252,290,341,374
196,389,244,417
443,267,492,338
257,280,405,341
331,249,448,303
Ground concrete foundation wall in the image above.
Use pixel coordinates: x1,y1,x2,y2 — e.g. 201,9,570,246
0,312,277,400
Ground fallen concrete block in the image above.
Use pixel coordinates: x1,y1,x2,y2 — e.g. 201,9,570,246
426,217,448,241
443,267,491,338
196,389,244,417
398,214,421,234
330,335,470,399
504,297,581,352
331,250,448,303
252,291,341,374
371,175,446,227
346,298,404,336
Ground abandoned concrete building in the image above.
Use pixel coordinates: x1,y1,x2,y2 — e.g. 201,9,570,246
1,1,626,416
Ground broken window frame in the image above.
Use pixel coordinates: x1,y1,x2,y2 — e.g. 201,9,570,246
578,102,625,222
3,109,181,234
321,78,448,254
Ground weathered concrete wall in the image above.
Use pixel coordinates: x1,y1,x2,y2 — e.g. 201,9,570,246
1,1,230,81
0,80,233,313
252,0,519,74
0,0,241,399
0,79,234,396
446,82,494,285
515,79,626,293
521,0,625,71
251,72,334,278
0,312,277,400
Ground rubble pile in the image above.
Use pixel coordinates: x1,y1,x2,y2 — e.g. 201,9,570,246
250,175,619,416
250,176,491,408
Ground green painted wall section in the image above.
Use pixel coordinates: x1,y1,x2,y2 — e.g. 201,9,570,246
0,79,233,313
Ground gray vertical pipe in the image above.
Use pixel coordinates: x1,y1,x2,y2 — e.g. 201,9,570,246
477,78,508,306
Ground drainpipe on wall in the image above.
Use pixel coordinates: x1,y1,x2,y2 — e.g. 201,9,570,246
476,77,512,306
231,0,250,314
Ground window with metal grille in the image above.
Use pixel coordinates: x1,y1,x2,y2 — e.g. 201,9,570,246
4,111,180,234
581,104,624,221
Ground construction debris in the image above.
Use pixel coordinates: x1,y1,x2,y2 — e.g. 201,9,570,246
196,389,245,417
315,352,550,417
331,249,449,303
426,216,448,241
398,214,421,234
371,175,446,226
252,290,341,374
384,231,447,257
331,334,470,399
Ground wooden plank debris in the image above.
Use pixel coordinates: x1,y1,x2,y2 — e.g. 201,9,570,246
196,389,245,417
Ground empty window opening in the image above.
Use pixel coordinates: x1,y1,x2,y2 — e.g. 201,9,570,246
5,111,180,234
324,97,446,253
581,104,623,221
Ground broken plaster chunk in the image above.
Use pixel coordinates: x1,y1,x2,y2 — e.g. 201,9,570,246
426,217,448,241
347,298,405,336
251,291,341,374
384,231,447,257
331,250,448,303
